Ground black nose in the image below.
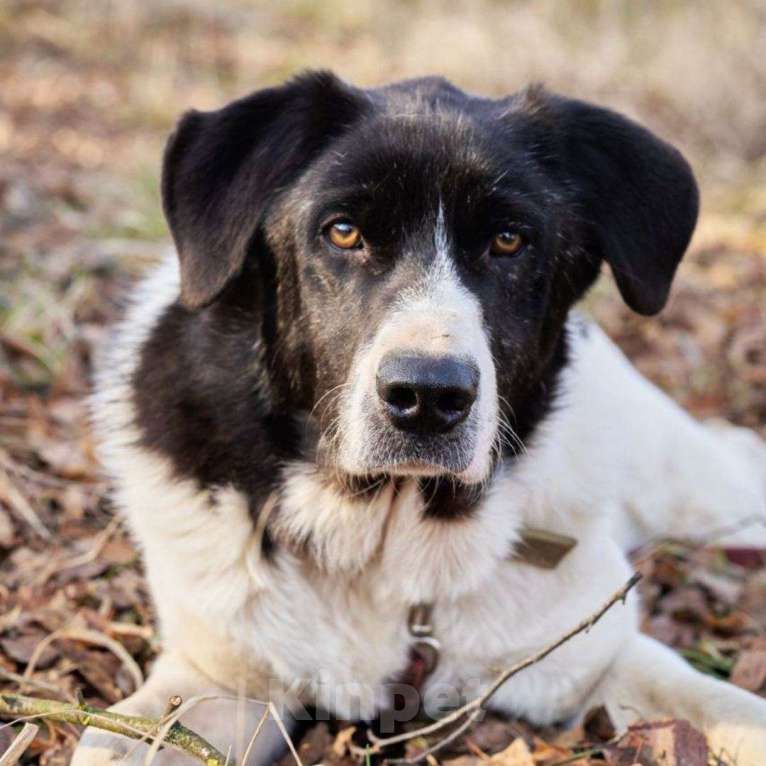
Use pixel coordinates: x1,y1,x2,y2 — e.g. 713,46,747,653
376,355,479,434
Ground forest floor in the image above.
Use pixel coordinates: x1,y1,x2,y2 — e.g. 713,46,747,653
1,2,765,764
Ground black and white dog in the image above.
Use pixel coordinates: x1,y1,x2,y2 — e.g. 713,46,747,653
75,72,766,765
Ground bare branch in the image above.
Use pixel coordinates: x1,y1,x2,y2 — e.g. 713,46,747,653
0,574,641,766
0,693,228,766
0,723,39,766
370,572,642,763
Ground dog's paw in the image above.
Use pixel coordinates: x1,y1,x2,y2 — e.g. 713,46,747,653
70,729,191,766
70,729,135,766
707,722,766,766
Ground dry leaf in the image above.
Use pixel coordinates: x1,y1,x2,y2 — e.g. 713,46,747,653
468,715,516,754
100,538,137,566
604,719,708,766
529,737,569,762
61,644,123,704
489,737,535,766
0,506,15,547
291,722,333,765
730,649,766,692
443,758,480,766
37,441,90,481
690,569,743,606
0,725,14,758
331,725,356,758
0,630,59,668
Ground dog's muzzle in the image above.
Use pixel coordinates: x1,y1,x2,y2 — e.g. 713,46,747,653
336,259,498,483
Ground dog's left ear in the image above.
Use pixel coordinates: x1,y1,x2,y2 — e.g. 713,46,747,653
162,71,369,310
519,89,699,315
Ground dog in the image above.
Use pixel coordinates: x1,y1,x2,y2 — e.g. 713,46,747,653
73,72,766,765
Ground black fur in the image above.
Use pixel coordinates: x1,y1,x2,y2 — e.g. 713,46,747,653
133,71,698,529
162,72,369,309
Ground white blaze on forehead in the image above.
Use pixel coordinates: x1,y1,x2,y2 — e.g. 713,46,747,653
382,204,481,357
434,201,449,260
337,205,499,484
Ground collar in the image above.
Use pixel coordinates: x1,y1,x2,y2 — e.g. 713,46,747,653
251,490,578,689
512,527,578,569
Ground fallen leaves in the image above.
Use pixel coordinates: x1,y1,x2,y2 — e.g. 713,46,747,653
591,247,766,436
730,638,766,693
0,466,51,540
486,738,534,766
637,543,766,688
0,508,14,548
0,6,765,763
604,719,708,766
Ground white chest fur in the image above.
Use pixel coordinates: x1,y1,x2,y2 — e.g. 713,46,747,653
107,439,634,725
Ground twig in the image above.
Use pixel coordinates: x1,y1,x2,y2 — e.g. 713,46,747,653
34,515,122,586
105,622,155,641
119,693,230,766
241,707,270,766
0,468,51,540
142,694,213,766
631,514,766,570
369,573,642,763
0,723,39,766
387,714,480,765
0,450,69,489
163,696,183,719
0,666,70,699
0,693,228,766
23,628,144,692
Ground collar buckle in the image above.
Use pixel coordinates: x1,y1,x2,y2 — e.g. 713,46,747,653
406,603,441,688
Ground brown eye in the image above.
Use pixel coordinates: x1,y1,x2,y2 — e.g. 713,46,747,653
327,221,363,250
490,230,525,256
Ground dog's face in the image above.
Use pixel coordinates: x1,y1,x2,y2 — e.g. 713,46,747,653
161,72,698,488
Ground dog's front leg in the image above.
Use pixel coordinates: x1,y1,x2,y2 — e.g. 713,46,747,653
71,650,294,766
592,633,766,766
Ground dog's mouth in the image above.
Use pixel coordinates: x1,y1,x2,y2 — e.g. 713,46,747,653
385,460,456,477
361,425,478,476
314,401,490,483
328,406,497,485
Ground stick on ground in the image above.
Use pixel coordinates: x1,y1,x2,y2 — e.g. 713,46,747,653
0,723,39,766
0,694,228,766
0,574,641,766
370,572,642,764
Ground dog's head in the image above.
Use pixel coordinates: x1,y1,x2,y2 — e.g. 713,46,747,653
161,72,697,487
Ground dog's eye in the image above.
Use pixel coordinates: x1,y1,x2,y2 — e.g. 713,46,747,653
490,230,525,256
325,221,363,250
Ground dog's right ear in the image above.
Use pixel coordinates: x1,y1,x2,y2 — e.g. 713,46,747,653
162,71,368,310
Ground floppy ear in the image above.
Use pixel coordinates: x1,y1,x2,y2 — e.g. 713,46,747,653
161,71,368,309
523,89,699,315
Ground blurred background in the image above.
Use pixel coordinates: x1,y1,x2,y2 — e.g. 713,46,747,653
1,2,765,764
2,0,766,423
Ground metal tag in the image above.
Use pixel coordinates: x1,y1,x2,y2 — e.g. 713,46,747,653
511,527,578,569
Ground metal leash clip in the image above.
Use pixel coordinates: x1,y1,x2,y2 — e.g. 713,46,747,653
407,602,441,681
